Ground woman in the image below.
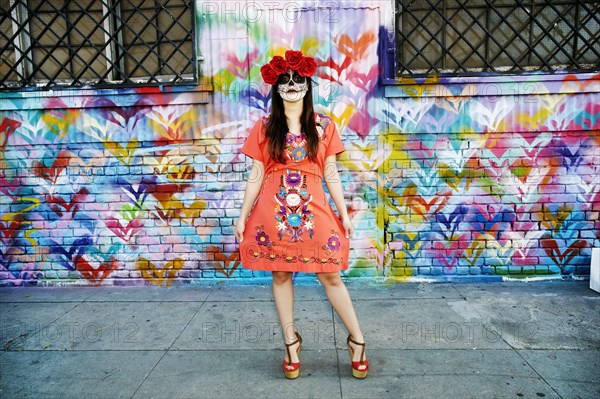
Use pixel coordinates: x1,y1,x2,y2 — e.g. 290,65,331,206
234,50,369,379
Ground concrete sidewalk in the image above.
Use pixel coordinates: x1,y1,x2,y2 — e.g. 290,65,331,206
1,280,599,399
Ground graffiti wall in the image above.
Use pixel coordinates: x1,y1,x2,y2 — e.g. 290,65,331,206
0,1,598,286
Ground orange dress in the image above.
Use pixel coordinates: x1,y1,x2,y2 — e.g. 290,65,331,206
239,112,349,273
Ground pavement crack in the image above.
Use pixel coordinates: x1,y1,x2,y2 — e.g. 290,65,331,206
513,349,565,399
129,285,215,399
332,303,343,399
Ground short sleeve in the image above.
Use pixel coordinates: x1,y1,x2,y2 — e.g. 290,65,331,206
240,119,265,162
324,121,345,157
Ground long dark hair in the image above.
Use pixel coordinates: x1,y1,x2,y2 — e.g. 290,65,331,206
265,78,319,164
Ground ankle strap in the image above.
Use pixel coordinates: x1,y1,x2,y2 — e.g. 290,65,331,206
285,332,301,365
348,335,367,364
348,335,365,346
285,331,301,347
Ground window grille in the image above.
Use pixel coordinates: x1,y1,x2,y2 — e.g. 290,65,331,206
0,0,196,90
396,0,600,77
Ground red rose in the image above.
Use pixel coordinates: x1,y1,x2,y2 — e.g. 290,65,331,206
297,57,317,77
284,50,304,70
270,56,288,74
260,63,279,84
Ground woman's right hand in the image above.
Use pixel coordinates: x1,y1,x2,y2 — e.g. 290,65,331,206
234,218,246,242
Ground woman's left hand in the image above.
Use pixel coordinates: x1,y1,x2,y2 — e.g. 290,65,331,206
341,216,354,239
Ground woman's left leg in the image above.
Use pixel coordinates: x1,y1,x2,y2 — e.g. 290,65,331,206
316,271,366,362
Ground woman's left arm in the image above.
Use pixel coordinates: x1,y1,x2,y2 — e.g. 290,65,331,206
324,154,354,238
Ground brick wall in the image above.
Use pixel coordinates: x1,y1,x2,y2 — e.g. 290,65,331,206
0,2,598,285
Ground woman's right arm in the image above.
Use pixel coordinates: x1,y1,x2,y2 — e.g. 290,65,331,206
235,159,265,242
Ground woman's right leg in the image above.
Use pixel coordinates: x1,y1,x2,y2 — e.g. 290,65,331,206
272,271,299,363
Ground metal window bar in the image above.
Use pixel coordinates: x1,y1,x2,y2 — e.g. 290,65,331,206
101,0,116,82
9,1,31,80
577,7,600,58
65,1,113,85
456,2,551,70
0,0,196,90
396,0,600,77
115,0,192,82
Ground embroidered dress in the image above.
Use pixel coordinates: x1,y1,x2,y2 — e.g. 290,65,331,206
239,113,349,273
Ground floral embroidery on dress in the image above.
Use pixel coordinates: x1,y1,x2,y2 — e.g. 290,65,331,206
285,131,308,162
274,169,314,242
254,225,272,248
262,113,330,162
322,230,342,255
247,247,344,265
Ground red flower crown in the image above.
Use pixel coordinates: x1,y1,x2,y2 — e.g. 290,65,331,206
260,50,318,85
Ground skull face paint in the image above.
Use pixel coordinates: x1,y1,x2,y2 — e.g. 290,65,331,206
276,69,308,102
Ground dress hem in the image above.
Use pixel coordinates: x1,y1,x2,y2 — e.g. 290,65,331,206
241,264,349,273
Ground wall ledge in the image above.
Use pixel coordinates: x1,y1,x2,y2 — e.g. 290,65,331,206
383,71,600,98
0,81,214,111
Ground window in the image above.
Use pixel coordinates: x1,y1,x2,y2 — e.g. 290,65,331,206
0,0,196,89
395,0,600,77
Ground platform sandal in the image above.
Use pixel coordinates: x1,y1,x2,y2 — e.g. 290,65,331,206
347,334,369,378
282,331,302,379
